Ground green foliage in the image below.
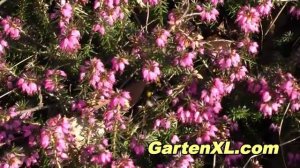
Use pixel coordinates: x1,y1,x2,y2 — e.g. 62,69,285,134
229,106,262,122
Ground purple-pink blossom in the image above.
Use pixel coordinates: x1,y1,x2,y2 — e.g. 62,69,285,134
142,60,161,82
111,56,129,73
16,77,39,96
256,0,273,16
1,16,21,40
290,6,300,19
236,6,261,33
59,29,81,53
196,4,219,23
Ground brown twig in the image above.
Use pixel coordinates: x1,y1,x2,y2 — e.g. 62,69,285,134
243,154,261,168
0,89,16,99
16,105,49,114
145,2,150,32
0,0,7,6
264,2,288,37
278,103,290,168
280,135,300,146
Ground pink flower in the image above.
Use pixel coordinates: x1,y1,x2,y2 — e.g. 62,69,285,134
143,0,159,6
25,153,39,167
71,100,87,111
91,151,112,165
256,0,273,16
230,66,248,82
174,32,195,51
210,0,223,6
291,102,300,111
196,124,218,144
80,58,105,86
93,24,105,35
269,123,279,132
155,29,170,48
171,135,180,144
259,103,273,117
213,48,240,69
16,77,39,96
288,152,300,167
142,60,161,82
130,138,145,156
237,38,259,54
154,118,171,130
40,130,50,148
0,38,8,57
111,56,129,73
44,69,67,92
109,91,131,109
160,155,194,168
168,11,181,25
111,157,136,168
1,16,21,40
174,52,196,68
59,29,81,53
196,4,219,23
104,109,127,131
99,6,125,25
262,91,271,102
61,3,73,21
94,0,101,9
0,153,23,168
290,6,300,19
40,115,75,163
236,6,261,33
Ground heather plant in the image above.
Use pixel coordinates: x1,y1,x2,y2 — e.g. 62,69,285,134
0,0,299,167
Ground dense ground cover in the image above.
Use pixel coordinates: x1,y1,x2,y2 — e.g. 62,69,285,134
0,0,300,167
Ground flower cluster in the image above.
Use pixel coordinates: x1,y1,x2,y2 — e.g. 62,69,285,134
237,38,259,55
51,1,81,53
278,73,300,111
39,115,75,164
81,139,112,166
130,135,145,156
0,37,8,57
174,32,196,52
288,152,300,167
59,29,81,53
80,57,116,98
211,48,241,70
224,141,244,167
104,91,131,131
256,0,273,16
157,155,194,168
0,107,40,167
44,69,67,92
196,3,219,23
0,1,299,167
290,6,300,19
16,74,40,96
111,56,129,73
142,60,161,82
247,77,282,117
111,156,136,168
247,71,300,117
236,6,261,33
174,51,197,69
154,117,171,130
0,16,22,57
155,29,170,48
93,0,127,36
143,0,160,6
1,16,21,40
